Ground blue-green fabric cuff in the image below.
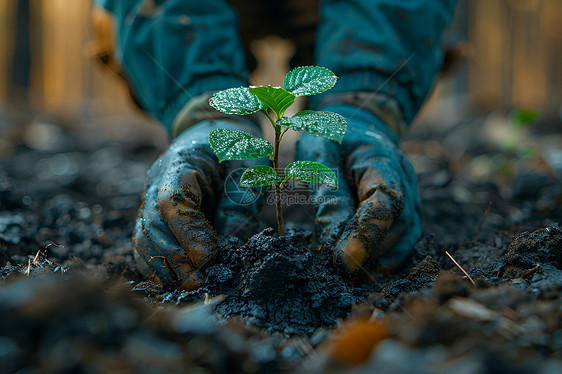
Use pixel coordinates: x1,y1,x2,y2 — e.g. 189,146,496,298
162,74,249,134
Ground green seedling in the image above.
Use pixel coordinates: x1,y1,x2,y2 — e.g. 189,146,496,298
208,66,347,236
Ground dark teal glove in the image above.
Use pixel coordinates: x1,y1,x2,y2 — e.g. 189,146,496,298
93,0,263,289
133,119,264,290
299,0,457,281
296,103,422,281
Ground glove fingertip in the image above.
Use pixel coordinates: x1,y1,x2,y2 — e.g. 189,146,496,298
334,234,368,275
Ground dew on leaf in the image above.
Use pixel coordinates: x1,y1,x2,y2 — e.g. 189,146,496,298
283,66,338,97
279,111,347,143
209,129,273,162
240,166,281,187
285,161,337,187
209,87,263,115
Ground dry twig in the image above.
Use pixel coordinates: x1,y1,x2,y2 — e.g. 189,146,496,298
445,251,476,287
521,264,540,278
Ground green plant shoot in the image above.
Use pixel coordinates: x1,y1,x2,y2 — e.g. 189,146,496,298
208,66,347,236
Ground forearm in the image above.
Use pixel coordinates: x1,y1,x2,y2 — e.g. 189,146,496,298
314,0,458,127
92,0,249,132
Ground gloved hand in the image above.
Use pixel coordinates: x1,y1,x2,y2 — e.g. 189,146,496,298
133,118,264,290
90,0,262,290
304,0,457,282
296,102,422,283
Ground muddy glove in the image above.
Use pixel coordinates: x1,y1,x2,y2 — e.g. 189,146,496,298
297,100,422,281
134,118,264,290
91,0,260,288
303,0,458,280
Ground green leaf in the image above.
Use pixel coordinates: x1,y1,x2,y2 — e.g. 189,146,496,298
510,109,540,128
283,66,338,97
248,86,296,118
209,87,264,115
285,161,337,187
209,129,273,162
240,166,282,187
279,110,347,143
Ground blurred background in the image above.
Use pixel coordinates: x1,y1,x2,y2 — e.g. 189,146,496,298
0,0,560,124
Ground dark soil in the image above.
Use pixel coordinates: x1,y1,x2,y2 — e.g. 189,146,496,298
1,114,561,373
161,228,363,336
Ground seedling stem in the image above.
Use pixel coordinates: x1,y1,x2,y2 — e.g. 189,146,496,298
209,66,347,237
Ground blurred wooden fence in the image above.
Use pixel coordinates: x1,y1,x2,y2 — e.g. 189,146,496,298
0,0,132,116
0,0,560,117
468,0,561,114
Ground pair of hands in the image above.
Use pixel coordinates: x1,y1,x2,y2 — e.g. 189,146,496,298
133,105,421,290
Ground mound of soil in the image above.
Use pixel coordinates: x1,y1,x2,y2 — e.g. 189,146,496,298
161,228,363,335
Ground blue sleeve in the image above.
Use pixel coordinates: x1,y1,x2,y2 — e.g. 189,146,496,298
93,0,249,132
314,0,458,125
